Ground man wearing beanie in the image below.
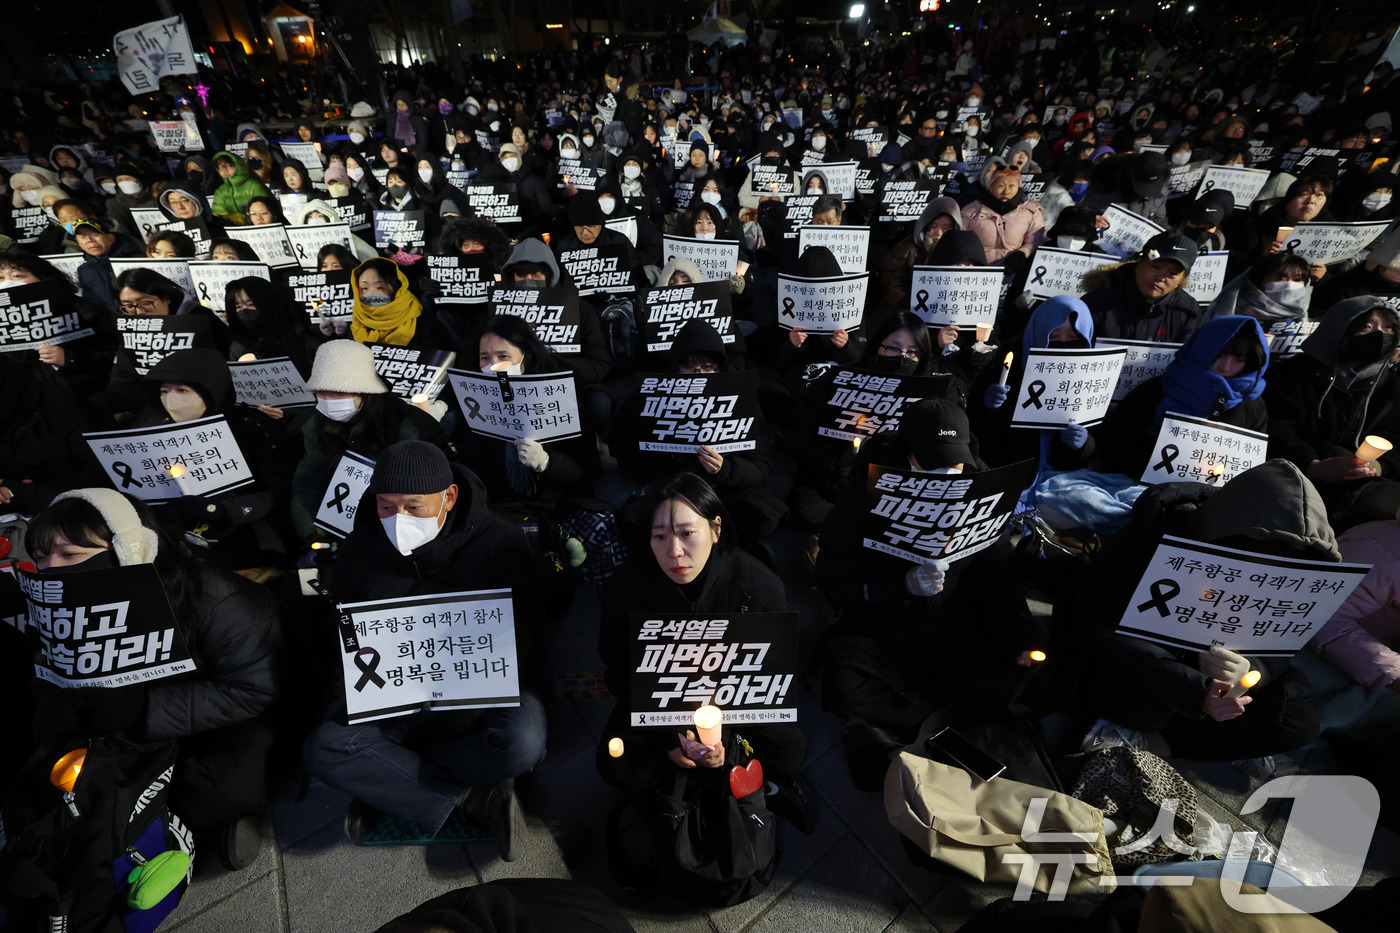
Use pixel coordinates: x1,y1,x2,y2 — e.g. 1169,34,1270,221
304,440,546,859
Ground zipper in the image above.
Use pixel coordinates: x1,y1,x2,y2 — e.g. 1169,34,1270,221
125,845,148,866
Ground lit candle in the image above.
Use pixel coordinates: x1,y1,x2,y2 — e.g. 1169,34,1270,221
238,353,257,362
1028,649,1047,663
1274,225,1294,245
411,392,433,412
693,705,722,747
1227,669,1262,700
562,174,570,185
998,352,1013,387
975,322,993,343
852,435,863,452
607,737,625,758
51,748,86,818
167,462,193,497
1357,435,1393,462
736,260,750,276
1206,465,1224,483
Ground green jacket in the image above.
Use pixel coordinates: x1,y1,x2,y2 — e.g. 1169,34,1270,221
210,150,271,224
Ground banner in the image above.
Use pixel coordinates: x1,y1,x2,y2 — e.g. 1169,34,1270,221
1010,346,1128,428
777,272,870,334
0,280,95,352
634,371,761,453
1197,165,1272,208
1097,338,1181,401
490,284,582,354
16,563,195,688
425,254,494,305
862,459,1040,565
641,281,736,353
1188,251,1230,304
314,450,375,539
1098,204,1165,259
814,368,960,442
187,260,270,311
661,235,741,285
1024,247,1120,300
116,313,214,375
798,224,870,274
371,210,427,253
629,613,799,727
1265,319,1320,359
109,257,194,296
228,356,315,409
559,243,634,296
85,415,254,502
750,164,795,195
149,120,201,152
446,369,582,443
465,184,521,224
909,267,1003,326
225,224,298,269
1140,413,1268,487
277,140,324,182
114,16,196,95
781,195,821,238
368,344,455,401
338,589,520,724
285,222,353,270
1116,535,1370,656
556,158,599,190
40,252,85,288
1277,221,1390,266
876,180,939,224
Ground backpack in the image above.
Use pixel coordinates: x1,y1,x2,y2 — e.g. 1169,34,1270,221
0,737,194,933
606,730,778,907
599,296,639,376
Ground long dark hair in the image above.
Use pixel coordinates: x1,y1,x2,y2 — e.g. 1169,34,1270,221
635,473,737,610
314,392,416,457
861,311,933,374
479,314,567,373
0,250,75,292
112,267,186,306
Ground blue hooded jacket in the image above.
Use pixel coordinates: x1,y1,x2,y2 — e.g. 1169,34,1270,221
1155,315,1268,423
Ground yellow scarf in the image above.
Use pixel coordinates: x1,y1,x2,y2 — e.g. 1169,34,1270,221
350,261,421,346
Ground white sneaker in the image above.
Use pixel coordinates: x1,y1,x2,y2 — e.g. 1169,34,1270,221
1081,718,1147,753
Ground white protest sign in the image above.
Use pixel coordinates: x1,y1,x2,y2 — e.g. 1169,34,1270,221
798,224,870,275
128,206,170,242
1189,251,1230,304
1197,165,1273,208
1010,346,1128,428
1292,92,1322,116
149,120,201,152
1117,535,1370,656
114,16,197,95
1265,319,1320,358
226,224,298,269
909,266,1003,326
1278,221,1391,266
662,235,741,285
314,450,375,539
84,415,255,502
1141,413,1268,487
228,356,314,409
605,215,639,248
446,369,582,443
278,193,310,223
1097,338,1181,401
777,272,870,334
40,253,86,288
805,161,859,199
339,589,520,724
283,223,353,270
1098,204,1165,259
278,140,324,182
187,260,271,311
109,257,194,296
1024,247,1120,299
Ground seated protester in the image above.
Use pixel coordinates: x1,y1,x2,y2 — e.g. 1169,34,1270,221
225,275,320,377
244,141,277,191
554,193,647,292
1204,250,1313,324
323,160,373,218
815,399,1042,764
134,349,293,565
881,196,963,309
244,194,288,227
801,169,830,196
350,256,431,347
1081,231,1202,343
616,319,787,542
960,163,1045,270
0,353,107,513
458,316,601,504
278,158,324,198
1171,188,1233,253
1312,225,1400,312
595,473,810,824
774,245,862,384
30,187,77,255
1264,297,1400,531
613,148,665,229
156,176,224,240
343,151,384,205
1044,204,1104,253
477,143,555,235
27,489,282,869
317,242,357,271
1079,150,1169,226
1335,170,1398,224
1093,316,1270,478
1235,173,1334,281
292,197,379,261
209,236,261,262
303,441,544,859
1006,138,1041,174
0,250,117,396
425,215,514,350
290,340,443,543
105,160,155,239
72,218,144,312
376,164,424,214
652,256,748,371
35,196,94,255
595,175,664,269
737,137,801,214
923,230,1000,379
1072,460,1326,763
211,150,272,225
145,229,196,259
181,155,221,199
1038,159,1094,229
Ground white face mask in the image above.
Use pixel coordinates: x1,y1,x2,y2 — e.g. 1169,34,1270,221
347,166,365,182
502,157,520,173
418,167,434,183
19,189,39,205
117,180,143,196
487,102,499,112
1363,192,1393,211
700,191,722,205
811,135,826,151
562,146,577,157
926,466,964,475
1170,150,1192,166
1056,236,1087,250
307,215,329,225
490,121,502,133
316,396,359,422
1262,279,1306,299
598,197,616,215
380,499,445,556
349,132,366,144
583,134,595,146
162,391,206,423
880,163,896,174
327,182,351,198
623,164,641,180
482,362,523,375
695,230,716,240
101,181,118,195
964,125,979,137
966,96,980,107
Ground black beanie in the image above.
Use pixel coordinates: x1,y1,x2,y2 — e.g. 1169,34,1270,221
569,194,607,227
371,441,454,494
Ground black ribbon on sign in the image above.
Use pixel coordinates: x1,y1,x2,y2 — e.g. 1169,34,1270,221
1031,266,1047,284
496,370,514,403
914,289,930,312
1203,179,1215,191
1135,579,1181,618
326,483,351,513
462,396,483,420
353,647,386,691
295,242,309,261
1021,380,1046,409
112,462,142,489
781,297,796,319
1152,444,1179,474
198,282,211,303
1286,239,1301,252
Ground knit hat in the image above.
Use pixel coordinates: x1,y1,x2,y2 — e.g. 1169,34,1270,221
323,162,351,186
901,398,975,470
350,101,375,118
306,340,389,395
50,489,159,566
690,138,709,156
569,194,606,227
439,198,461,217
371,441,453,494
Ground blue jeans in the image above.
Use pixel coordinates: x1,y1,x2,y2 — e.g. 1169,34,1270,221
303,693,547,832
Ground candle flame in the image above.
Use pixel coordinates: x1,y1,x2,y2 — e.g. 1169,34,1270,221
693,705,722,729
168,463,186,479
1029,650,1047,663
1003,352,1014,367
853,436,863,450
1241,669,1262,689
607,737,625,758
51,748,87,793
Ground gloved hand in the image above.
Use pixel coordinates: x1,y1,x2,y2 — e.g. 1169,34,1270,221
984,384,1010,409
516,438,550,473
1060,422,1088,450
904,559,950,597
1198,645,1250,685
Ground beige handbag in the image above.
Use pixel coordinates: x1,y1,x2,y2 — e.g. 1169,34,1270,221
885,751,1116,896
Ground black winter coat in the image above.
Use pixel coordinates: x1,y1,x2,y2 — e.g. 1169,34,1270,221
1081,263,1202,344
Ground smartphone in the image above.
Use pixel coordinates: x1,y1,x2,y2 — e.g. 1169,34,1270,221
926,727,1007,783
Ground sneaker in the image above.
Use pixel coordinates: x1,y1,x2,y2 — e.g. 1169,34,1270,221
217,817,262,871
343,798,378,844
764,776,818,834
1081,718,1147,754
463,779,526,862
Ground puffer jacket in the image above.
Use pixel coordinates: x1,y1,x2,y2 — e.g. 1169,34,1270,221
1307,519,1400,692
960,194,1045,266
210,150,272,224
1081,261,1202,344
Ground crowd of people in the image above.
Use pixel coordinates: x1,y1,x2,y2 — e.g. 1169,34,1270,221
3,13,1400,930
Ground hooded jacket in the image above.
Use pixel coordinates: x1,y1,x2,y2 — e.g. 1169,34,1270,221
1205,270,1313,324
882,196,965,307
0,356,107,514
960,183,1045,266
498,238,611,384
278,157,324,198
156,176,218,229
1082,260,1202,343
294,198,379,261
224,276,320,375
210,150,272,224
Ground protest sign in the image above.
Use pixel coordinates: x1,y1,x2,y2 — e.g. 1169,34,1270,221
225,224,298,269
0,280,95,352
285,222,353,270
149,120,201,152
338,589,520,724
1097,338,1181,401
156,217,213,259
323,196,371,233
16,563,195,688
876,180,939,224
40,252,85,288
799,224,871,274
187,260,270,311
855,166,877,196
446,369,582,443
228,356,315,409
371,210,427,253
1197,165,1273,208
629,613,799,727
490,284,582,354
126,206,170,243
1021,176,1047,201
634,371,762,453
750,164,796,195
1277,221,1390,266
1265,319,1320,358
556,157,599,190
1167,159,1211,199
109,257,194,296
781,194,821,238
314,450,375,539
850,126,891,155
1024,247,1121,299
777,272,870,334
673,181,697,210
558,242,634,296
368,344,455,401
1189,251,1230,304
662,235,741,284
862,459,1040,565
289,269,353,326
114,15,195,94
605,215,639,248
1098,204,1166,259
1117,535,1370,656
425,254,494,305
814,368,961,442
115,314,214,375
85,415,254,502
909,266,1003,326
4,206,45,246
809,161,859,199
1010,347,1128,428
465,184,522,224
641,281,736,352
277,140,324,182
1140,413,1268,487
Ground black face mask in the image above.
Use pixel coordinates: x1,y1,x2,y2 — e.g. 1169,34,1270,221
1343,329,1394,364
237,305,274,336
246,157,263,170
187,169,204,186
388,184,409,200
1048,336,1090,350
42,549,119,575
873,354,919,376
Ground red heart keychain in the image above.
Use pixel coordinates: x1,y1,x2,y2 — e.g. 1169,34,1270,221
729,759,763,799
0,537,11,560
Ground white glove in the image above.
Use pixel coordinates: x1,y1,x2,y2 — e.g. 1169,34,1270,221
905,559,950,597
516,438,549,473
1198,645,1250,685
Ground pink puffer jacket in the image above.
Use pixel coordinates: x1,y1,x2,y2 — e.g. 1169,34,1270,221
960,198,1045,266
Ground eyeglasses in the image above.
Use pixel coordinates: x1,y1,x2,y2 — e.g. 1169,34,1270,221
879,344,921,361
119,297,159,314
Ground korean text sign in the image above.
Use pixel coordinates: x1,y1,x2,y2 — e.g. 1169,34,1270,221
909,266,1003,326
447,369,582,443
85,415,255,502
228,356,315,409
634,371,762,454
491,284,583,355
0,280,95,352
315,450,376,539
813,368,959,441
1024,247,1120,300
1011,347,1127,429
116,314,214,376
368,344,455,401
641,281,735,352
1140,413,1268,487
662,235,741,285
1097,338,1181,401
777,272,870,334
